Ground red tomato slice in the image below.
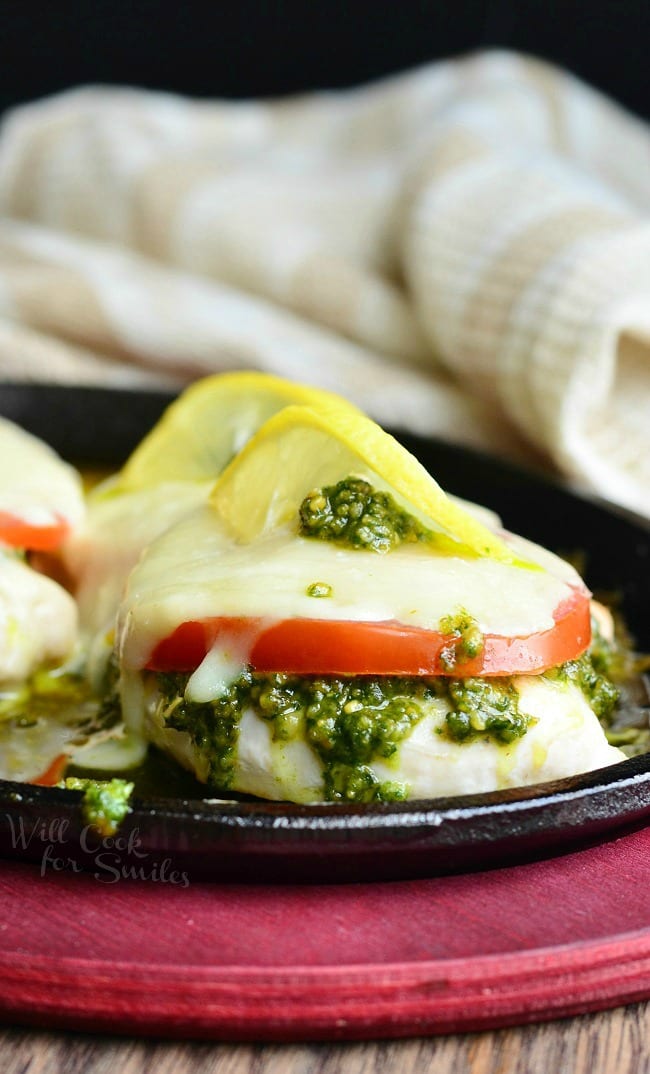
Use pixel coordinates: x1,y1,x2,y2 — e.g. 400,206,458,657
146,587,591,678
0,511,69,552
32,753,69,786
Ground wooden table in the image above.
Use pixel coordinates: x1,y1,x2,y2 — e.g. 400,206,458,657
0,1003,648,1074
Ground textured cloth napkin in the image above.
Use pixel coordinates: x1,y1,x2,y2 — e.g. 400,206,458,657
0,50,648,517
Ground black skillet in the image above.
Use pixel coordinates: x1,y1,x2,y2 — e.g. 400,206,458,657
0,383,649,883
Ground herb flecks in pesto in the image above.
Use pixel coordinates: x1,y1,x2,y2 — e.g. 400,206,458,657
545,655,619,721
154,670,434,802
560,613,650,755
62,777,134,837
589,610,650,685
435,677,531,744
306,582,333,598
299,476,435,554
95,651,124,731
152,669,538,803
156,671,240,788
438,609,484,670
543,614,623,727
296,674,424,802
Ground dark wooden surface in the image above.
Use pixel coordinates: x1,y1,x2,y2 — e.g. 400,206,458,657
2,1004,650,1074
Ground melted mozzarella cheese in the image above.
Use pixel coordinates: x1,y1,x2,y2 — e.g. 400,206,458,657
142,674,623,803
0,418,84,531
0,554,77,682
118,505,583,671
187,640,251,702
63,481,210,637
62,480,210,687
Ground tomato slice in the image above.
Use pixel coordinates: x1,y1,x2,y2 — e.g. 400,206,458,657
32,753,69,786
146,587,591,678
0,511,69,552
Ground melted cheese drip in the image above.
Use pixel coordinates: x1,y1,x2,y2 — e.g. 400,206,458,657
187,641,250,703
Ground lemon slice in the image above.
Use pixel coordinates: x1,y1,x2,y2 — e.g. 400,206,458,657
210,404,519,563
117,372,362,490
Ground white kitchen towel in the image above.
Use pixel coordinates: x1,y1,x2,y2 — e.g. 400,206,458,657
0,51,648,515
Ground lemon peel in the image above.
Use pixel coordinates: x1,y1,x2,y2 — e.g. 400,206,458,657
210,404,521,564
117,372,362,490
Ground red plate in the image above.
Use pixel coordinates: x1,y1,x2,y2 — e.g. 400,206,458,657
2,822,650,1040
1,386,649,1038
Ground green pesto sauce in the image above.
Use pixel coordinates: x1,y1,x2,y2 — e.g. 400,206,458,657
156,670,423,801
306,581,333,598
576,613,650,754
544,653,620,721
438,609,484,670
542,613,636,731
0,667,94,726
0,660,121,744
299,477,436,554
156,673,241,789
153,670,533,802
61,777,134,837
590,611,650,685
435,677,531,744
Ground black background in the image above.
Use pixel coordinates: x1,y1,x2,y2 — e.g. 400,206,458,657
3,1,650,118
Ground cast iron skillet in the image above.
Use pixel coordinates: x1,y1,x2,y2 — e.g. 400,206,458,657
0,384,649,883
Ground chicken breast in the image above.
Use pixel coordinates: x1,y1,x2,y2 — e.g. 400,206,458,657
0,554,77,683
135,670,623,803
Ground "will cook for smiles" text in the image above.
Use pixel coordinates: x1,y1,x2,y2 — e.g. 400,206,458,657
4,814,190,886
